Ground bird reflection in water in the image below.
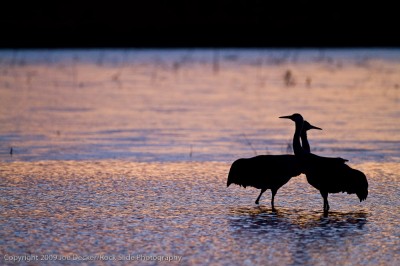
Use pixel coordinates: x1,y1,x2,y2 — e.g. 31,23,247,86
228,206,368,265
229,206,367,232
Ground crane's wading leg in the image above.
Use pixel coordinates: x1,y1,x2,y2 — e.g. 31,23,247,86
255,188,267,205
320,191,330,212
271,189,277,211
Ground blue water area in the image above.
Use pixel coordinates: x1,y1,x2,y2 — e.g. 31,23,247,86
0,49,399,163
0,161,399,265
0,49,399,265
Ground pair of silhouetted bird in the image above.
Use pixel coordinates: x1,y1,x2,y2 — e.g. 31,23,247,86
227,113,368,213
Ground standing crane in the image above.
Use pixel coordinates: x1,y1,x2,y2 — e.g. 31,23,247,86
227,121,321,211
279,113,368,213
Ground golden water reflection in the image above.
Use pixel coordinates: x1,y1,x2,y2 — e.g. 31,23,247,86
0,49,399,265
0,49,399,162
0,160,399,265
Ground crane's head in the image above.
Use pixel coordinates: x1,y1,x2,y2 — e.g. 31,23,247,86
279,113,304,124
303,120,322,132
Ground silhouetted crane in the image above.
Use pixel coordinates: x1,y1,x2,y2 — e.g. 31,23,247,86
301,121,320,153
227,121,321,210
280,113,368,213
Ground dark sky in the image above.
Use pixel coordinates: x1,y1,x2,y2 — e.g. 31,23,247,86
2,1,399,48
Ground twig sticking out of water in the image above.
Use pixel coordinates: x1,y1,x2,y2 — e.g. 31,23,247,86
242,134,257,156
111,71,122,88
284,70,296,87
286,140,293,154
306,77,312,87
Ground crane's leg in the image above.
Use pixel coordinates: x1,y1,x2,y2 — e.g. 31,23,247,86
271,189,277,212
255,189,267,205
320,191,329,212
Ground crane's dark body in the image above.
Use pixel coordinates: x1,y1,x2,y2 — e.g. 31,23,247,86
227,121,320,209
281,113,369,212
227,155,302,209
300,153,368,211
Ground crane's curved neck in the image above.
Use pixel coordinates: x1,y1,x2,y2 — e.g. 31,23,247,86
293,119,304,156
301,131,311,153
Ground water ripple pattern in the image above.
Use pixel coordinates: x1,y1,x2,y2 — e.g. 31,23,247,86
0,49,399,163
0,161,399,265
0,49,399,265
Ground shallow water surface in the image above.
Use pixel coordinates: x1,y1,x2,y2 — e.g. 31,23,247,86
0,161,399,265
0,49,399,162
0,49,399,265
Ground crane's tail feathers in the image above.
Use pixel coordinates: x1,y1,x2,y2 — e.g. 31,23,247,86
227,159,244,188
355,170,368,202
227,172,236,187
227,167,235,187
343,167,368,202
357,189,368,202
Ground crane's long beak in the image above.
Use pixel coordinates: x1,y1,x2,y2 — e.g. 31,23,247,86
279,115,292,119
309,124,322,130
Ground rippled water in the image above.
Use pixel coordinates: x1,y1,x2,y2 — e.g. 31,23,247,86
1,161,399,265
0,49,399,265
1,49,399,163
